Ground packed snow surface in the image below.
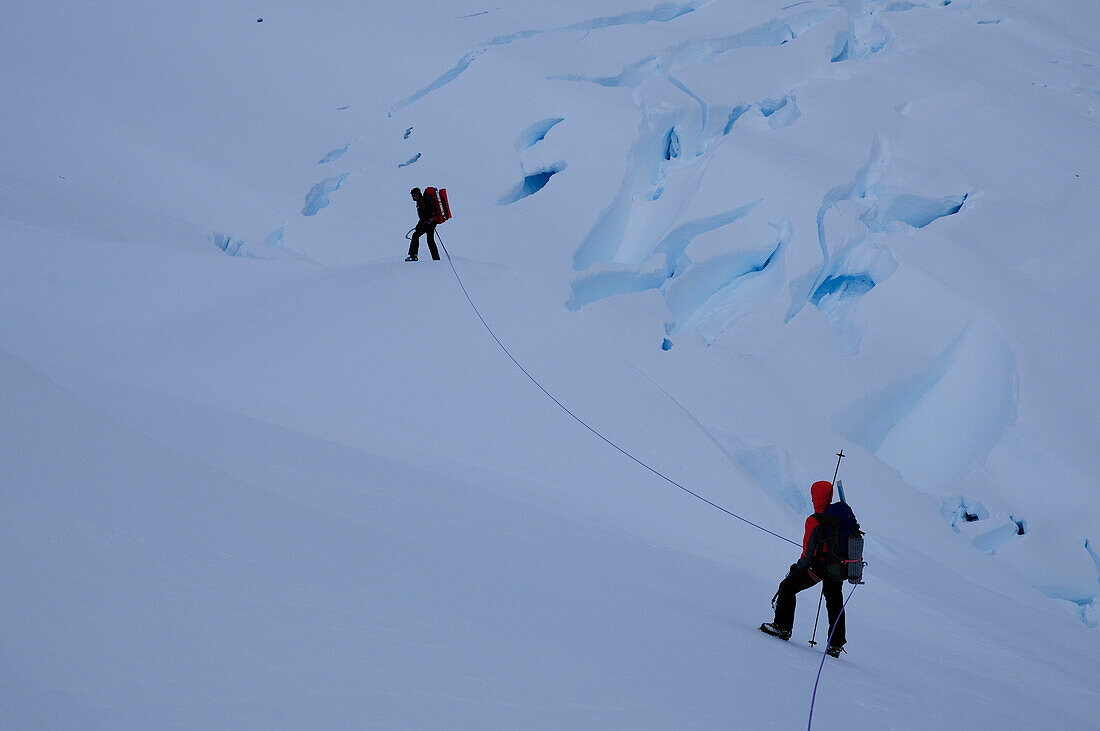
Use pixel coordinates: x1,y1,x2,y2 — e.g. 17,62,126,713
2,0,1099,727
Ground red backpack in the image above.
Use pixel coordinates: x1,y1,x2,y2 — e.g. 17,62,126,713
422,187,452,224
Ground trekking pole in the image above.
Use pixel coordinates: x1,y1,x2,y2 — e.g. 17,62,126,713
808,587,825,647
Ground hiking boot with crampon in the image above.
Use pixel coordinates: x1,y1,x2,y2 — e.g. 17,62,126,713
826,645,846,658
759,623,792,641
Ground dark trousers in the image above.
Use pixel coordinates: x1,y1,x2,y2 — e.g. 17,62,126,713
409,222,439,260
773,566,846,646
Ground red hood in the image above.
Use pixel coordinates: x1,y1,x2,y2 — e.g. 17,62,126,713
811,480,833,512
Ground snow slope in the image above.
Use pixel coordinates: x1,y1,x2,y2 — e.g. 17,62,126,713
2,0,1099,727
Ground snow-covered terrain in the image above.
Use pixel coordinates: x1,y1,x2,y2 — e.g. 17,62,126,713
2,0,1099,727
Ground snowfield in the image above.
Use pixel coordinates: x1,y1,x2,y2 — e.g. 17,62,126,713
2,0,1099,727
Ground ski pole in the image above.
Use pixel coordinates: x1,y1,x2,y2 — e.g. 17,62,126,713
832,450,847,504
808,587,824,647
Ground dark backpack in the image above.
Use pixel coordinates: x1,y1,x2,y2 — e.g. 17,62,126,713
811,502,865,584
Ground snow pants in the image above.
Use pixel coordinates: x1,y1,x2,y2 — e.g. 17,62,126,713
773,566,846,646
409,221,439,260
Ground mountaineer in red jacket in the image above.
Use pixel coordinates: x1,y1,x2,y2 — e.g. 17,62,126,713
760,480,847,656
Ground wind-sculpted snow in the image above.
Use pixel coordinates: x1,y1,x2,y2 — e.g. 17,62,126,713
499,118,568,204
654,201,764,275
663,127,681,160
565,42,809,344
712,434,813,514
810,273,877,313
572,93,796,273
665,219,791,342
567,209,789,346
1035,541,1100,626
972,516,1027,555
210,231,289,260
711,9,836,51
941,495,990,531
722,104,752,134
758,95,802,129
837,321,1018,491
559,0,955,96
864,193,968,231
499,163,566,205
301,173,349,216
556,9,836,89
318,144,349,164
211,232,246,257
567,202,762,310
265,223,285,248
788,140,966,339
389,51,485,117
832,0,892,62
830,0,962,62
566,261,668,311
515,117,564,151
389,2,700,115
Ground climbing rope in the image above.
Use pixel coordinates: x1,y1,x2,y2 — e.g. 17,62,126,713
438,239,800,549
436,237,860,727
807,583,859,730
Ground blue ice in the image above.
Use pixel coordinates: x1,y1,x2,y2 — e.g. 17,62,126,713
302,173,349,216
871,193,967,230
1036,541,1100,626
941,496,990,532
566,266,667,310
726,441,813,514
516,118,564,151
668,76,709,129
391,50,485,115
265,223,286,248
211,233,244,256
722,104,752,135
811,274,875,314
390,2,699,114
398,153,422,168
653,201,763,277
494,1,697,44
499,164,566,205
664,127,681,160
663,223,786,330
318,144,349,164
712,9,834,52
759,95,801,129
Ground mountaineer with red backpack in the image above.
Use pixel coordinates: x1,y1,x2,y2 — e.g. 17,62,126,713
760,479,863,657
406,186,451,261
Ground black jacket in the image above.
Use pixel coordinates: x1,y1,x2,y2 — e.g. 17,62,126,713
415,195,436,226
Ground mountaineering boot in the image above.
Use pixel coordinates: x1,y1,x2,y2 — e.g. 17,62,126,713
405,254,418,261
759,623,792,640
826,644,845,658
